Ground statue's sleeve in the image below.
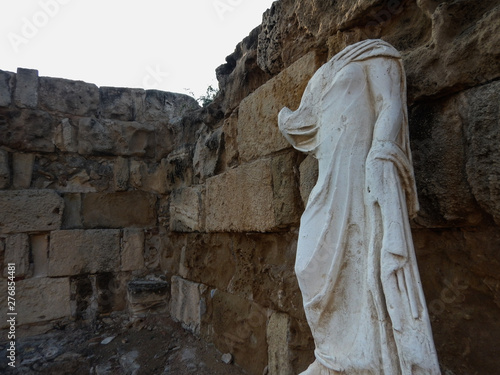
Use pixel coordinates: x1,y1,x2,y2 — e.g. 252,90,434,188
278,73,321,154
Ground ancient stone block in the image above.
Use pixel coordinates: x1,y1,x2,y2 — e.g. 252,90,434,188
48,229,120,276
129,159,168,194
53,118,78,152
0,149,10,188
0,190,63,234
127,279,170,319
122,228,145,272
170,276,208,335
209,290,268,375
299,155,318,206
113,157,129,191
237,52,321,162
271,152,302,227
14,68,38,108
205,159,276,232
31,234,49,278
170,186,205,232
99,87,145,121
165,147,193,192
0,70,13,107
62,193,83,229
39,77,99,116
77,118,155,157
220,111,239,171
3,234,30,278
82,191,156,228
193,126,223,181
144,227,166,270
267,312,293,375
9,278,70,326
0,109,56,152
139,90,200,122
12,153,35,189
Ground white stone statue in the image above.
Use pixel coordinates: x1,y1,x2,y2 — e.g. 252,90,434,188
278,39,441,374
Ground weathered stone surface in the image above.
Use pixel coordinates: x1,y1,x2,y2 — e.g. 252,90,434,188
14,68,38,108
127,279,170,318
82,191,157,229
237,51,321,162
0,190,63,234
78,118,155,157
193,126,223,181
12,152,35,189
220,111,239,171
39,77,99,116
0,149,10,188
170,276,208,335
0,277,71,328
206,159,275,232
271,152,302,227
144,227,167,270
3,233,30,278
122,229,145,272
299,154,318,206
170,186,205,232
139,90,200,122
0,109,56,152
62,193,83,229
53,118,78,152
165,147,193,192
130,159,168,194
267,312,293,375
0,70,13,107
461,81,500,226
113,157,129,191
208,290,268,375
31,234,49,278
48,230,120,276
99,87,145,122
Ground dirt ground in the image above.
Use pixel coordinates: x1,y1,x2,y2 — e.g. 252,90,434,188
0,314,249,375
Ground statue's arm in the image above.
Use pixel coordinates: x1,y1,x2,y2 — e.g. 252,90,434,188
364,57,405,143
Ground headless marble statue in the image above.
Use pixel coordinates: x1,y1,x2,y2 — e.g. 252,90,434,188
278,39,441,374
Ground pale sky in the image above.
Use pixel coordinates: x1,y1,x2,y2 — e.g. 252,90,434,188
1,0,275,99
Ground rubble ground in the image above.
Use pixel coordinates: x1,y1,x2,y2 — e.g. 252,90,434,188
0,314,248,375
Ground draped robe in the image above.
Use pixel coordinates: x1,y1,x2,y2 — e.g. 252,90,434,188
278,40,441,375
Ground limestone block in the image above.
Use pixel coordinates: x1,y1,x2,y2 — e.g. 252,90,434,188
62,193,83,229
271,152,302,227
12,153,35,189
129,159,168,194
144,227,167,270
48,229,120,276
0,190,63,234
206,159,276,232
39,77,99,116
0,149,10,188
193,126,223,181
77,118,155,157
0,109,56,152
31,234,49,278
99,87,145,121
53,118,78,152
0,277,71,327
140,90,200,122
0,70,14,107
170,276,208,335
113,157,129,191
122,228,145,272
237,52,321,162
14,68,38,108
299,154,319,206
82,191,157,228
165,147,193,192
267,312,293,375
209,290,268,375
220,111,239,171
170,186,205,232
3,234,31,278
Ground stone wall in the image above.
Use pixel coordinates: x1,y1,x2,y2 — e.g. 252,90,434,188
1,0,500,374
